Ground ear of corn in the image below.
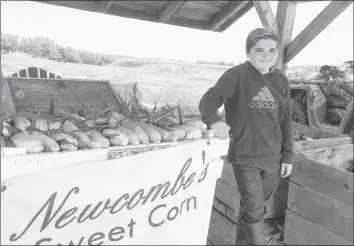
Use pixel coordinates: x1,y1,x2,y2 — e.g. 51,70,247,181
108,112,125,128
109,135,129,146
149,124,178,142
116,127,140,145
49,132,78,151
172,125,202,140
48,121,62,130
122,119,150,144
85,130,110,148
62,121,98,149
164,127,186,140
69,131,99,149
62,120,80,132
2,122,20,137
101,128,128,138
34,119,49,132
86,117,107,127
12,116,31,133
183,120,207,132
31,131,61,152
136,121,162,143
11,133,44,154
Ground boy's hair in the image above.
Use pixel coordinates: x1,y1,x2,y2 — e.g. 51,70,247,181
246,28,279,54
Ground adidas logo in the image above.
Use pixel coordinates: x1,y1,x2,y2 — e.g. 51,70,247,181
248,86,277,109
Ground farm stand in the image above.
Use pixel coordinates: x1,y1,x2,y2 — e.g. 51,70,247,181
1,1,353,245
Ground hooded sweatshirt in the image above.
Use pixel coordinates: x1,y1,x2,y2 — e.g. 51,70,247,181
199,61,293,164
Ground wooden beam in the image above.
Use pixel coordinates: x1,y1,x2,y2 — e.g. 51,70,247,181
284,1,352,64
215,1,254,32
159,1,186,23
275,1,296,71
96,1,113,14
209,1,250,31
253,1,278,33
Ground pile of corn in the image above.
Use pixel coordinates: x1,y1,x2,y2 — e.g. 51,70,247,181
0,112,207,155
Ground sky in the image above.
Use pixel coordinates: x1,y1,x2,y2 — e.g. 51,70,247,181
1,1,353,66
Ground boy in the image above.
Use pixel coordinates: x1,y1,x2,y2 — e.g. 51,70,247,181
199,28,293,245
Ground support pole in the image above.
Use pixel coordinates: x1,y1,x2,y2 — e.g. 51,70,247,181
275,1,296,72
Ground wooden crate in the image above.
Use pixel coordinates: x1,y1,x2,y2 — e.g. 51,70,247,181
292,122,351,152
284,145,353,245
208,124,352,245
211,124,351,221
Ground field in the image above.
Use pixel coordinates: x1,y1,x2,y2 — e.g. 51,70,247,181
1,52,321,114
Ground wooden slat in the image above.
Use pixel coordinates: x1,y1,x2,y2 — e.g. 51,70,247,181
287,182,353,241
338,98,354,134
159,1,186,23
207,208,236,246
107,3,159,22
220,158,237,188
38,1,97,12
291,155,353,206
284,209,353,245
111,1,167,12
274,1,296,71
214,179,240,211
212,197,239,223
193,1,229,9
209,1,249,31
293,121,345,139
301,144,353,171
172,1,221,22
216,1,254,32
95,1,113,14
293,137,351,152
284,1,353,63
252,1,278,32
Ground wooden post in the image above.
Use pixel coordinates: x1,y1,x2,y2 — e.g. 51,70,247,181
275,1,296,73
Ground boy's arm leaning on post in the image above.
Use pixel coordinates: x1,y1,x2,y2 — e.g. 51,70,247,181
199,68,237,138
280,76,294,166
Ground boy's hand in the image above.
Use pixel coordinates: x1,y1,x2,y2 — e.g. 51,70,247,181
210,121,230,140
280,163,292,178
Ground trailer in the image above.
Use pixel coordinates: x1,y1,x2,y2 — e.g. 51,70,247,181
1,1,353,245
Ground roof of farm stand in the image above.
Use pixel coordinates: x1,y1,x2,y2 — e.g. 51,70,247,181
35,1,313,32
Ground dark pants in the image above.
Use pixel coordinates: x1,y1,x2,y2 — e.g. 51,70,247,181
232,155,281,244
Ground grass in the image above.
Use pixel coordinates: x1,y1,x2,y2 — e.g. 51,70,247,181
1,52,323,114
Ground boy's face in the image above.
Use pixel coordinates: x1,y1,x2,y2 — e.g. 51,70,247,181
247,39,278,73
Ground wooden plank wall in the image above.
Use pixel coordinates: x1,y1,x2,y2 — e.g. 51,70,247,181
284,153,353,245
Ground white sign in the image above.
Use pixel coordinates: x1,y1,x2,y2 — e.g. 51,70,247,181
1,140,224,245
